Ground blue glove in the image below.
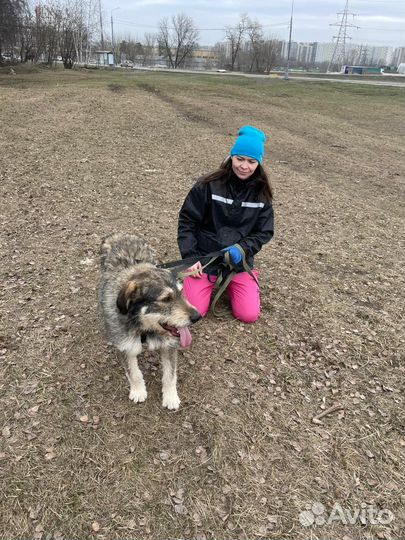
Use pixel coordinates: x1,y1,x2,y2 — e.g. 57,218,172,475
223,245,242,265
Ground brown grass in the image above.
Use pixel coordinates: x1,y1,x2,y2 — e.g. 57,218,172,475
0,68,404,540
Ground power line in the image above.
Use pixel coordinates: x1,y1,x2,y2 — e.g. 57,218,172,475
356,26,404,31
112,19,290,32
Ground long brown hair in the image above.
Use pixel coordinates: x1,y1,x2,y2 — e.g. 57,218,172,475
201,157,273,203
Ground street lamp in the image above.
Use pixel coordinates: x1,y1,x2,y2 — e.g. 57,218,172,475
111,7,120,66
284,0,295,80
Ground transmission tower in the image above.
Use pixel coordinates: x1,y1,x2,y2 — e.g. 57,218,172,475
327,0,359,72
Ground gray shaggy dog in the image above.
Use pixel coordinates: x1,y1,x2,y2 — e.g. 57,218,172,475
99,233,200,410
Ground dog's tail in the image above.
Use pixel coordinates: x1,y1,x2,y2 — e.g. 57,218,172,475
99,234,117,271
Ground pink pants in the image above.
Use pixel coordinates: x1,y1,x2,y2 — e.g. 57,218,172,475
183,270,260,323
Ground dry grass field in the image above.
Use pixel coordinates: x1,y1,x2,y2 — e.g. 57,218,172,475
0,66,404,540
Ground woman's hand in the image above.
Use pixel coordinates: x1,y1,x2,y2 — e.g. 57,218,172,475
186,261,203,278
223,245,243,264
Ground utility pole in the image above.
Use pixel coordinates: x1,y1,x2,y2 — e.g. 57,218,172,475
327,0,359,73
284,0,295,80
98,0,104,49
111,7,119,65
111,12,114,53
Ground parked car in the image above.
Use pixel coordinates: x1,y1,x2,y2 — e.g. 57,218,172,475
121,61,134,68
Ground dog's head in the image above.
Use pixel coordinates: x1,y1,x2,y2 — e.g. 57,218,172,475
116,266,200,348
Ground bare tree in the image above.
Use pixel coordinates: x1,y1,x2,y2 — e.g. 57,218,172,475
245,18,263,72
260,39,281,72
118,36,143,64
141,32,156,66
0,0,27,62
19,10,35,62
224,13,249,71
59,4,76,68
34,2,61,64
158,13,198,68
213,41,228,69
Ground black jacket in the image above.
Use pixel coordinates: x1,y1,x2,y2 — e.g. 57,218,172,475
177,173,274,271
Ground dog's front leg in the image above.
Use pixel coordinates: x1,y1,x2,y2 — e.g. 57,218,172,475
126,353,147,403
161,348,180,410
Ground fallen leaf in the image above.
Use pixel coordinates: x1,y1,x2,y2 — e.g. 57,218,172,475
91,521,100,532
196,446,208,461
45,447,56,460
126,519,136,530
28,405,40,416
34,525,44,539
174,503,188,515
29,505,40,520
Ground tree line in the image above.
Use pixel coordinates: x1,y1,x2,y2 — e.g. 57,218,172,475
120,13,281,73
0,2,280,72
0,0,100,67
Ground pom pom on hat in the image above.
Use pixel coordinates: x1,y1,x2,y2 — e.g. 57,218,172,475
230,125,266,164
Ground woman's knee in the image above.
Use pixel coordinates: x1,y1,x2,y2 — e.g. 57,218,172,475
232,306,260,324
182,277,212,317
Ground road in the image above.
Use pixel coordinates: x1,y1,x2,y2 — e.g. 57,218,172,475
131,66,405,88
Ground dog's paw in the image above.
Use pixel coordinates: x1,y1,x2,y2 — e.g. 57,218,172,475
129,385,147,403
162,391,181,410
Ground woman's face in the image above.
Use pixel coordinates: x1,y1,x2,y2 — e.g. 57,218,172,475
231,155,259,180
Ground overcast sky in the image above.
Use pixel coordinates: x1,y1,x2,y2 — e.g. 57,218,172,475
102,0,404,47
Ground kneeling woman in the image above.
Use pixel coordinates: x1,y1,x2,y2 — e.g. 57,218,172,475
177,125,274,324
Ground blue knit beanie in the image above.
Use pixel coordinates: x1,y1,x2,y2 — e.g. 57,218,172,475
230,125,266,164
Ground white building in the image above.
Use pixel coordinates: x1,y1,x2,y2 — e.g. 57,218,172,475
275,39,401,67
281,40,298,61
297,42,318,63
366,46,394,65
314,42,335,63
392,47,405,67
313,42,395,66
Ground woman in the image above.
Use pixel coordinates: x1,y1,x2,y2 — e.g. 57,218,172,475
177,125,274,323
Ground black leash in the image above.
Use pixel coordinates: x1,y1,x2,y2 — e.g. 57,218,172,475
158,246,259,318
157,250,225,271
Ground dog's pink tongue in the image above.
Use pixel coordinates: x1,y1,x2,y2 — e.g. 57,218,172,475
179,327,192,348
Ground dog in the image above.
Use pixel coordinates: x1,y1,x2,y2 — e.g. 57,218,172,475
98,233,201,410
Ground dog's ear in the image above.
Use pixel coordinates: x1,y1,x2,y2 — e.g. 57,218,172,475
116,281,141,314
